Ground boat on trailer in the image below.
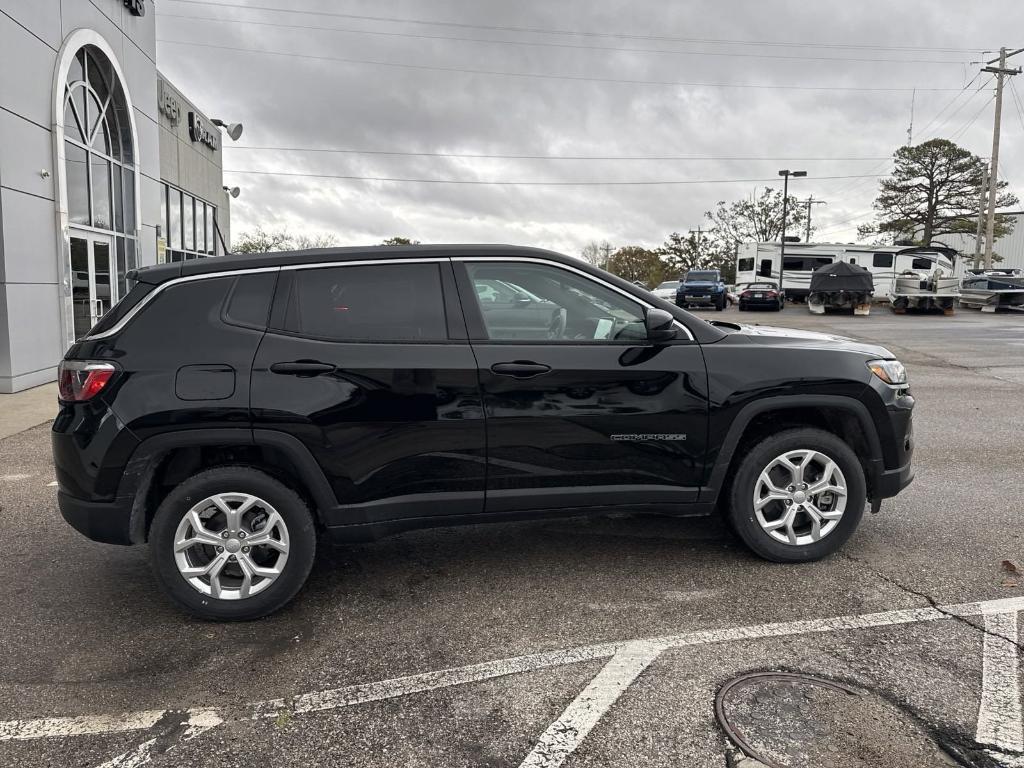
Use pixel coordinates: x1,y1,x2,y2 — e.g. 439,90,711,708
807,261,874,315
888,251,960,315
959,268,1024,312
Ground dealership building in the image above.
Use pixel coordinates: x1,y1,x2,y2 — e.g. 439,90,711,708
0,0,233,392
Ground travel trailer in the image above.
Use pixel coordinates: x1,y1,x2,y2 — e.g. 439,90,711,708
736,243,959,307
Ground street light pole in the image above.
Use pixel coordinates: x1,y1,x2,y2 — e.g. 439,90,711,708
777,169,806,301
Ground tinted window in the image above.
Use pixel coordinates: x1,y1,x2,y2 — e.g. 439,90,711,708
285,263,447,341
737,258,754,272
758,259,773,277
685,271,718,282
783,256,834,271
466,262,646,342
873,253,894,268
224,273,277,329
911,257,933,270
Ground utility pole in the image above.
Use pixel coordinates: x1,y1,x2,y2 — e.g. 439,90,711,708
777,170,806,296
688,226,703,267
798,196,827,243
599,241,614,269
981,47,1022,268
973,167,989,270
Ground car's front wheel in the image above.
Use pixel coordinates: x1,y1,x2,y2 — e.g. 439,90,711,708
726,428,865,562
149,467,316,620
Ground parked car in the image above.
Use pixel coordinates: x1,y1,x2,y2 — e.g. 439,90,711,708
676,269,727,311
738,282,785,312
54,245,914,620
652,280,680,301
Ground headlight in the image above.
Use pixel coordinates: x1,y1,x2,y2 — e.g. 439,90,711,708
867,359,907,385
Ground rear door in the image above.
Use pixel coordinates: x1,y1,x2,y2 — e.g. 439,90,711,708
250,258,485,528
453,258,709,514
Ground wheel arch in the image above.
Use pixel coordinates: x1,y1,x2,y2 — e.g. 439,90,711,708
118,429,337,544
703,395,883,509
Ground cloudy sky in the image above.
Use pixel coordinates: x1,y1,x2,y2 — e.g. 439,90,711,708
154,0,1024,255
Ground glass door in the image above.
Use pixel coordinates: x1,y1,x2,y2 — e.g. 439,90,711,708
69,232,115,339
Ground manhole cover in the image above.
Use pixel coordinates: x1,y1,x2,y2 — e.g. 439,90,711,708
715,672,966,768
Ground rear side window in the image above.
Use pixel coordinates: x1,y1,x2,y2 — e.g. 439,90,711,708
223,272,277,329
283,263,448,341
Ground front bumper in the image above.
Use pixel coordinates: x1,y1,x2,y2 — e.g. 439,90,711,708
874,460,915,498
58,490,134,545
677,293,722,306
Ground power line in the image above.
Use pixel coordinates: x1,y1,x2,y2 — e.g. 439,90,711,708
156,38,967,92
914,72,985,138
161,0,989,54
224,146,890,162
156,11,973,66
949,93,994,142
1010,79,1024,134
920,76,993,140
222,169,886,186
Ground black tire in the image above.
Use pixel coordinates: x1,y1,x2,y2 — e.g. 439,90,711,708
726,428,865,563
738,304,747,311
149,466,317,620
715,296,725,311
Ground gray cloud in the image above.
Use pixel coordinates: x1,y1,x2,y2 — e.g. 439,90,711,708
156,0,1024,254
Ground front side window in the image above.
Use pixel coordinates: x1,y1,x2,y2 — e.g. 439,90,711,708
466,262,646,342
284,263,448,341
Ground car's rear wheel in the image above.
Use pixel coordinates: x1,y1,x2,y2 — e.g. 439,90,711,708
149,467,316,620
726,428,865,562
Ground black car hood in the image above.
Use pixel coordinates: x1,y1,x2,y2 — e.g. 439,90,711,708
709,321,894,358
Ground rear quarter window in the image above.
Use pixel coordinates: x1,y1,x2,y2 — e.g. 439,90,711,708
222,272,278,329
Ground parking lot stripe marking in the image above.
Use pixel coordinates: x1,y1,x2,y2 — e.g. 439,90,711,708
976,611,1024,754
92,711,223,768
6,594,1024,751
517,641,664,768
0,711,166,741
252,642,625,719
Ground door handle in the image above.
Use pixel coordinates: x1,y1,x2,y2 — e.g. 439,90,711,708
490,361,552,379
270,361,337,376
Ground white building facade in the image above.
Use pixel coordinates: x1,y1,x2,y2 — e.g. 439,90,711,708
0,0,231,392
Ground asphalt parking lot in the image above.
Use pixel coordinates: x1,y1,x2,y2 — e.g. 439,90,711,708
2,304,1024,768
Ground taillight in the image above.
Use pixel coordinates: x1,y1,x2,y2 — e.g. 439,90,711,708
766,291,778,297
58,361,117,402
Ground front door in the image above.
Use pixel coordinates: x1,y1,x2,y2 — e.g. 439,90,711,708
455,259,709,514
69,232,114,340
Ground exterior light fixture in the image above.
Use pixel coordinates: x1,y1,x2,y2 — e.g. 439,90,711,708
211,119,243,141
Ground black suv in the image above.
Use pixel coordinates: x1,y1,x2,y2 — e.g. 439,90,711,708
53,245,914,620
676,269,728,311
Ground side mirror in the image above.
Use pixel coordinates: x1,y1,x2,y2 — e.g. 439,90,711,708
645,308,677,343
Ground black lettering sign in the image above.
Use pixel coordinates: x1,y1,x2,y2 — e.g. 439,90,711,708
188,112,220,151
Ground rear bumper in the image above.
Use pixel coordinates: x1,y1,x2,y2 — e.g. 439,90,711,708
58,490,134,545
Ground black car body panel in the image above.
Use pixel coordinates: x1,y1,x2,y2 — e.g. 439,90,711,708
53,245,914,547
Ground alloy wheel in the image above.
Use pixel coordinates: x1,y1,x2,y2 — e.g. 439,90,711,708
752,449,848,546
172,493,290,600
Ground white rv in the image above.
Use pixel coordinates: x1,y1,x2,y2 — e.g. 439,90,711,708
736,242,959,303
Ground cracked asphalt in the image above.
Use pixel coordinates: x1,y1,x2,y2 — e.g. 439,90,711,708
1,305,1023,767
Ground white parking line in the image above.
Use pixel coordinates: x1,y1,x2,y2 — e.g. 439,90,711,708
1,595,1022,767
977,611,1024,762
518,641,664,768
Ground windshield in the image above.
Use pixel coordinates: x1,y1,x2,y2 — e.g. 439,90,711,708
746,283,776,290
685,271,718,282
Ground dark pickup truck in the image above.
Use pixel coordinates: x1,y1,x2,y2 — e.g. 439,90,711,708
676,269,728,311
53,245,914,620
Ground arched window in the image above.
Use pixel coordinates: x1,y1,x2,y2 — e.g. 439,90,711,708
61,44,138,333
